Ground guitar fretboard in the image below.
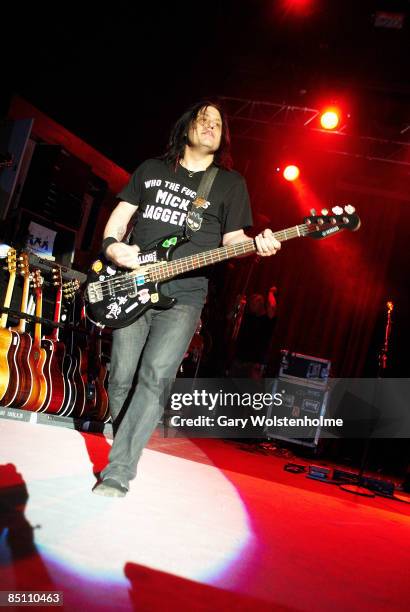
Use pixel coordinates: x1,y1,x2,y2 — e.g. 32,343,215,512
146,223,309,282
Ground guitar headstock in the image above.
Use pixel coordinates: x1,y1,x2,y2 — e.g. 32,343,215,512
52,265,63,290
18,252,31,279
304,205,361,239
62,279,81,302
32,269,44,297
7,248,17,275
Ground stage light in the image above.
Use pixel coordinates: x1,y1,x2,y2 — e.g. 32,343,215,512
320,110,340,130
283,165,300,181
282,0,314,15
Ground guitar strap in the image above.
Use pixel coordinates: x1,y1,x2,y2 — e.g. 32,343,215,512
184,165,219,240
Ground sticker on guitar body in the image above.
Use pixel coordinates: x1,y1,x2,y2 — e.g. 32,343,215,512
137,252,157,264
120,288,151,315
138,289,150,304
106,296,128,319
104,271,156,319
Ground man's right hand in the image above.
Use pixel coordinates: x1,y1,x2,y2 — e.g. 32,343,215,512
105,243,141,269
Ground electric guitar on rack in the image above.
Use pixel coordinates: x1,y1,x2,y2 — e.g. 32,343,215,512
85,206,361,329
41,266,66,414
71,290,91,419
0,248,18,402
60,279,85,417
84,324,109,421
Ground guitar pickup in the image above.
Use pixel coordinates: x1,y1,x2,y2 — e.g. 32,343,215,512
127,282,138,298
125,274,144,298
87,282,103,303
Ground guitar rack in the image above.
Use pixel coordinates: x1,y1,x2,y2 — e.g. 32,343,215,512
0,247,110,422
0,306,91,334
1,254,89,333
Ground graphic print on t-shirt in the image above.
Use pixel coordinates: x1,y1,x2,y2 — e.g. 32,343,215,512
142,179,198,228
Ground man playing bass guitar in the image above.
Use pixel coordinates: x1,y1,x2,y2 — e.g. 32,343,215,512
93,101,280,497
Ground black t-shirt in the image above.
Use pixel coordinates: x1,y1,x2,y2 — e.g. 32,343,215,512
117,158,253,306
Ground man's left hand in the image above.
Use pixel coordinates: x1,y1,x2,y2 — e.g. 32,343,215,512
255,229,281,256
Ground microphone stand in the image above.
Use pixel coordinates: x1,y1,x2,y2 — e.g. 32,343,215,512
377,301,393,377
340,301,394,497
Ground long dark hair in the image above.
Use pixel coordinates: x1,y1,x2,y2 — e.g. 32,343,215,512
162,100,232,170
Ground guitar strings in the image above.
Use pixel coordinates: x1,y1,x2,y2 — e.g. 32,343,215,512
91,225,313,297
89,222,319,297
92,249,252,295
93,245,254,296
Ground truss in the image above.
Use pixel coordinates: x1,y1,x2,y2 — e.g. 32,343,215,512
219,96,410,167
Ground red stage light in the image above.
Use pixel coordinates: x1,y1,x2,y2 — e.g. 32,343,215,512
282,0,313,13
320,110,340,130
283,165,300,181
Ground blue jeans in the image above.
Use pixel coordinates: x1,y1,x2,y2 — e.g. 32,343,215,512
101,303,201,488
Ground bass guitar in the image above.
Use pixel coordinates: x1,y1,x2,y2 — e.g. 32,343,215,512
85,206,361,329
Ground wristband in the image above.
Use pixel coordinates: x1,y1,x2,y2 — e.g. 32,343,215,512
102,237,119,254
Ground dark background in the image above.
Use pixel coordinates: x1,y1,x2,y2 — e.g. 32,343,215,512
1,0,409,377
2,0,410,170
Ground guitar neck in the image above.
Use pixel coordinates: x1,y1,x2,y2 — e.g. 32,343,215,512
16,275,30,333
51,288,62,341
148,223,308,282
34,290,43,345
0,273,16,328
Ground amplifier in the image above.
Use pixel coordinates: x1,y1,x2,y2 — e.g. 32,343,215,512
18,144,91,230
266,377,329,447
265,350,332,447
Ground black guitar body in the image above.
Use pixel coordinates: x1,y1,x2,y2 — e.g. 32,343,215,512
85,236,185,329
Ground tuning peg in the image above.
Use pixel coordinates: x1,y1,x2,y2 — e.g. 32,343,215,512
321,208,329,215
332,205,343,215
344,204,355,214
310,208,316,216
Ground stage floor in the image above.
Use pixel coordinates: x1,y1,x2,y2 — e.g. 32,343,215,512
0,416,409,611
